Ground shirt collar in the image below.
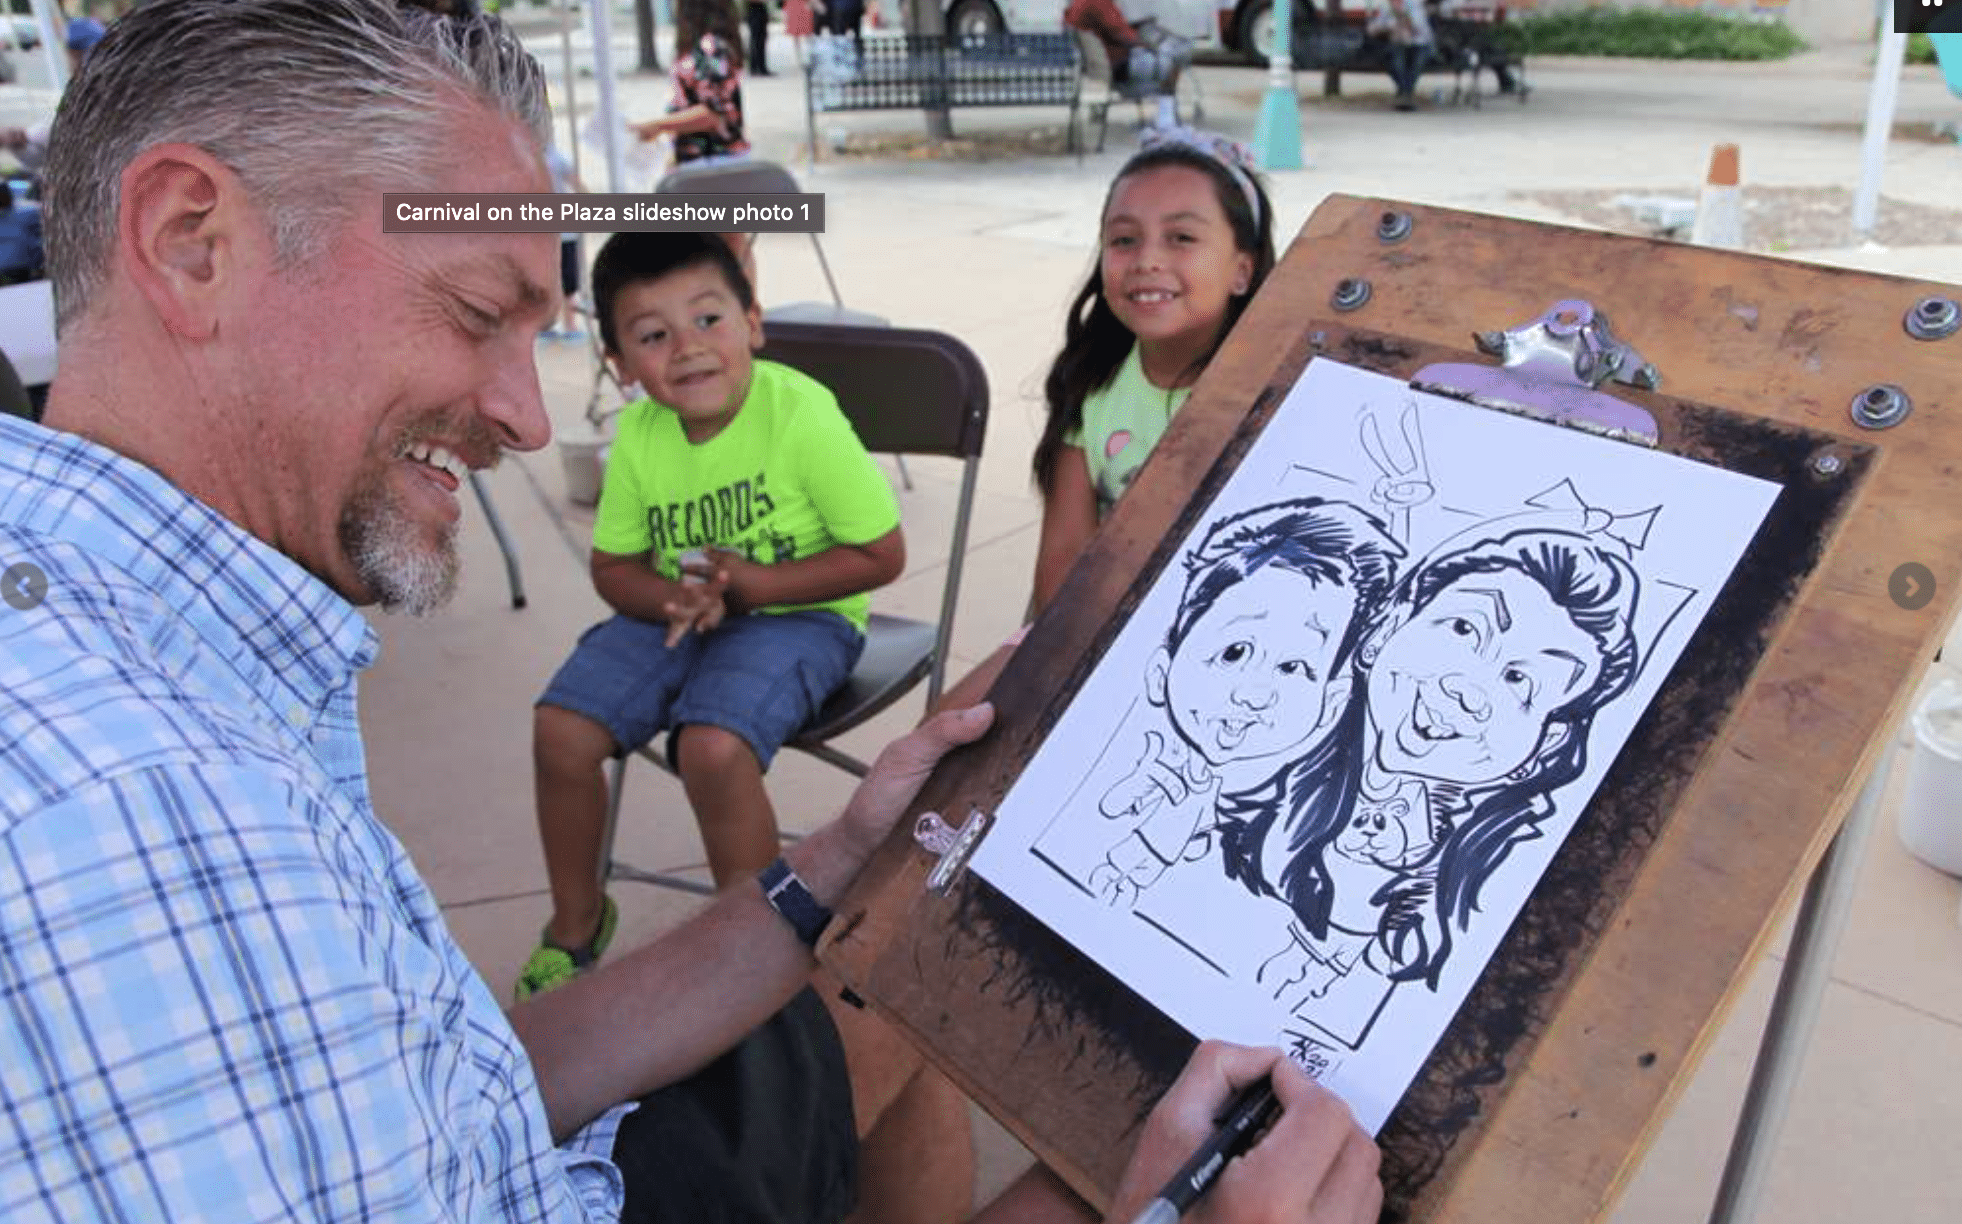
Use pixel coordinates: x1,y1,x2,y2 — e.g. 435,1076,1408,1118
0,415,379,716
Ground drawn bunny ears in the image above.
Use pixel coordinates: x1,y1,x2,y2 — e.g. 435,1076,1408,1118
1139,124,1263,228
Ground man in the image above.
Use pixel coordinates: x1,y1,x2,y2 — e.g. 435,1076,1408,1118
1064,0,1190,130
0,2,1385,1222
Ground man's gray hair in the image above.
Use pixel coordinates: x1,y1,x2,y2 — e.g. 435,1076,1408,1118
43,0,549,331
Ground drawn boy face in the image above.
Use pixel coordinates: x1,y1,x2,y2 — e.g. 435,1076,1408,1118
1150,567,1356,768
1366,569,1602,786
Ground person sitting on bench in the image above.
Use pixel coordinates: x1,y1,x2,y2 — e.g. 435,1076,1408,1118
1065,0,1190,130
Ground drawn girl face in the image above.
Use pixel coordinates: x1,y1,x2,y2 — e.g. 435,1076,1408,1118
1155,567,1356,768
1365,569,1603,786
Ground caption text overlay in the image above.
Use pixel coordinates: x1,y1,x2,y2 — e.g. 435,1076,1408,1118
384,193,825,234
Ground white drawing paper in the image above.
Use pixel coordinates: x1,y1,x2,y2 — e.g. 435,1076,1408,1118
970,357,1782,1131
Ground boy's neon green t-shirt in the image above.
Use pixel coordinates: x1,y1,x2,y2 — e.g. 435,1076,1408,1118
592,359,899,632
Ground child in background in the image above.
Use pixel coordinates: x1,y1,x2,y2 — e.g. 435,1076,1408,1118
633,0,749,165
518,231,904,1000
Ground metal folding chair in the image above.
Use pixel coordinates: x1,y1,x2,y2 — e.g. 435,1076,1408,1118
654,158,843,307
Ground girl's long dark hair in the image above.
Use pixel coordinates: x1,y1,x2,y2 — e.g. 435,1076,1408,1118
1031,144,1277,497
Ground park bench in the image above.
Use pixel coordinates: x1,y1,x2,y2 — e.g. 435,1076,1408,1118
1291,2,1528,105
804,32,1083,163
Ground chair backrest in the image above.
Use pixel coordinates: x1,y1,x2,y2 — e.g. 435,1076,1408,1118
758,321,989,461
652,157,845,309
759,320,989,705
0,348,31,420
655,157,804,198
1070,26,1115,88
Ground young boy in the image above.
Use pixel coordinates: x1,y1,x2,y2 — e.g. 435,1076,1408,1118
1088,497,1401,907
519,231,904,1001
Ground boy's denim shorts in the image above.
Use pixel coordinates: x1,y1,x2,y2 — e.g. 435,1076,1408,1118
539,610,864,767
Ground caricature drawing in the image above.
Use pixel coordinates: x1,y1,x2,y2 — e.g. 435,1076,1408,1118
973,358,1782,1132
1081,498,1403,908
1240,525,1644,1046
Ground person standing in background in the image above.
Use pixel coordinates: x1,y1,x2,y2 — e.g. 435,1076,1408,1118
744,0,772,75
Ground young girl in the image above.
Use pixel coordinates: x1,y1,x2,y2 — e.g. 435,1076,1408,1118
632,0,750,165
928,133,1276,716
1030,132,1277,614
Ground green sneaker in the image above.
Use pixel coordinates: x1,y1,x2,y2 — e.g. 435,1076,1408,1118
514,894,618,1002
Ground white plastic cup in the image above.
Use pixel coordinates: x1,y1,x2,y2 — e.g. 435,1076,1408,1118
1898,677,1962,877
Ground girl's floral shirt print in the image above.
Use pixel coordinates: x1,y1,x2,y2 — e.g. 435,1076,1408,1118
670,34,750,163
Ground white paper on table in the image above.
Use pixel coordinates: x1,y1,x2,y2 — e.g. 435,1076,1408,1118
970,357,1782,1132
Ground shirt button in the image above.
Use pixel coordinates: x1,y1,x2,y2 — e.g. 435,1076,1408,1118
285,705,308,728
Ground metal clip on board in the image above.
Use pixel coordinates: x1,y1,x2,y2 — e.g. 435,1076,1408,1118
914,808,993,894
1412,299,1663,448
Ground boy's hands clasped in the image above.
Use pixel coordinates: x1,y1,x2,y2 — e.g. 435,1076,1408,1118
661,554,729,648
661,546,766,647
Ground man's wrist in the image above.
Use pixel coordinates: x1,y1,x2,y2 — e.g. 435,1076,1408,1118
758,856,834,948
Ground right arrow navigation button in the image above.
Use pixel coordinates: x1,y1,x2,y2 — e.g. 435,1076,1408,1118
1890,562,1936,612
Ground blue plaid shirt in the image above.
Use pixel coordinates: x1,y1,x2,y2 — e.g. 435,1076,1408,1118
0,416,629,1222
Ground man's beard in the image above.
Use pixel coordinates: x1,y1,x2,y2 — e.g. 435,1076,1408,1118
339,471,460,616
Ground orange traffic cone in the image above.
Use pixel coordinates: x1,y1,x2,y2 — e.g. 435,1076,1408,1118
1691,143,1744,250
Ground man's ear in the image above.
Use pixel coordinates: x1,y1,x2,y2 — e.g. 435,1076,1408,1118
117,143,253,342
1145,644,1172,707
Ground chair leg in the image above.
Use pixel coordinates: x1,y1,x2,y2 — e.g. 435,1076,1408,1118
602,749,718,897
599,753,628,883
808,232,845,308
468,471,526,610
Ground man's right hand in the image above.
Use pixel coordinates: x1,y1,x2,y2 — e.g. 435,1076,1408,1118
1104,1042,1382,1224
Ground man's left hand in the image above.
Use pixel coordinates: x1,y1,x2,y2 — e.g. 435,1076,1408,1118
838,703,995,860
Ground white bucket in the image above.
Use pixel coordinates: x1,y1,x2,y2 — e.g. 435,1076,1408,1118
1898,677,1962,878
558,432,610,508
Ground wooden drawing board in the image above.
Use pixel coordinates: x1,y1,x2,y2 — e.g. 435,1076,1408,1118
819,196,1962,1223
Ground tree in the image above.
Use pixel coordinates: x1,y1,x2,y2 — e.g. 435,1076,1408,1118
635,0,661,71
